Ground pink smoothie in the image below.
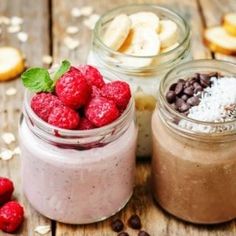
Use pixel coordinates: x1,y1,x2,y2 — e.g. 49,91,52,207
20,119,137,224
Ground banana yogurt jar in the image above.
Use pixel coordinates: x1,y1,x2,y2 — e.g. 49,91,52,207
88,5,191,158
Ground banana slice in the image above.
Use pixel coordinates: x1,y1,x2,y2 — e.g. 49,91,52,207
103,14,131,50
159,20,178,49
0,47,25,81
223,13,236,36
204,26,236,55
118,28,161,68
135,91,156,111
129,12,160,31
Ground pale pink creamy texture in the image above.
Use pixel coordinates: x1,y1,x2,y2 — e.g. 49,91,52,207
20,120,137,224
152,110,236,224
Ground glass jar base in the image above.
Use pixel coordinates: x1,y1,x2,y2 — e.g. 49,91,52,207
25,191,133,225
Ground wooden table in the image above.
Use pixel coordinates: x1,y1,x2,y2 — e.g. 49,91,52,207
1,0,236,235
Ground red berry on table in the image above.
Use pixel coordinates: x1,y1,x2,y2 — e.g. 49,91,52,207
48,106,80,129
0,177,14,205
0,201,24,233
31,93,63,121
101,81,131,109
77,65,105,88
85,97,119,127
78,117,95,130
55,66,91,109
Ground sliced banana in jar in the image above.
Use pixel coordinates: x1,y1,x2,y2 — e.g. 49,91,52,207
204,26,236,55
159,20,178,49
223,13,236,36
129,11,160,31
103,14,131,50
0,47,25,81
118,28,160,68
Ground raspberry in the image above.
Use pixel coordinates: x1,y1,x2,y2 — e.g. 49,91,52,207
77,65,105,88
55,66,91,109
91,86,101,98
31,93,63,121
101,81,131,109
78,117,95,130
0,201,24,233
48,106,80,129
0,177,14,205
85,97,119,127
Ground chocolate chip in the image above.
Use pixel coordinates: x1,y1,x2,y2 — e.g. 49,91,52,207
187,96,200,106
128,214,142,230
181,94,188,101
193,82,201,88
170,103,177,110
183,86,194,96
184,80,191,88
169,82,177,91
111,219,124,232
199,74,211,87
194,85,203,94
138,231,150,236
166,91,176,103
174,82,184,95
178,102,190,112
118,232,129,236
175,98,185,107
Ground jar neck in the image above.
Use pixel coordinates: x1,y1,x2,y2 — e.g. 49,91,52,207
22,94,135,150
92,4,191,76
157,59,236,142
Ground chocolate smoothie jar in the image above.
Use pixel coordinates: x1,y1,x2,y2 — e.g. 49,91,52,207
151,59,236,224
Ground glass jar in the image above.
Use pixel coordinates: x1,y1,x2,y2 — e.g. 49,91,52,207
152,59,236,224
87,4,191,158
19,69,137,224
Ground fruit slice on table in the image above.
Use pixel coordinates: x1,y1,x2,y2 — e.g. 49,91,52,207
159,20,178,49
0,47,25,81
103,14,131,50
223,13,236,36
134,91,156,111
204,26,236,55
118,28,161,67
129,11,160,31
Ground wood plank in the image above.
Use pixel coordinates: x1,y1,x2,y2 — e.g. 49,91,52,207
0,0,52,235
51,0,235,235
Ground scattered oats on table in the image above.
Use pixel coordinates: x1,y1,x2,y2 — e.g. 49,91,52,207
6,87,17,96
7,25,21,33
0,149,14,161
80,6,93,16
34,225,51,235
42,55,53,65
71,7,82,18
17,31,28,42
13,146,21,155
66,25,79,35
2,132,16,145
83,14,100,30
63,36,80,50
11,16,23,25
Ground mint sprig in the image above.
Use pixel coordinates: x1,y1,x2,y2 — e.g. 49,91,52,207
21,60,71,92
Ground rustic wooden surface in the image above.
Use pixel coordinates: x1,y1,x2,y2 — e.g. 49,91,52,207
1,0,236,235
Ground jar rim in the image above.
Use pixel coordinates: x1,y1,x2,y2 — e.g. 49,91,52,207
158,59,236,138
94,4,190,60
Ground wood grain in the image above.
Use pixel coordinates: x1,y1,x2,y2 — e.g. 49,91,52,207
0,0,52,235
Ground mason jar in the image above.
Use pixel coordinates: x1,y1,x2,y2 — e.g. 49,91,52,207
152,59,236,224
19,69,137,224
87,4,191,158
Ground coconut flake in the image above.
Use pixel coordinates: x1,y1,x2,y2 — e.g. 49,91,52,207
6,87,17,96
34,225,51,235
2,132,15,144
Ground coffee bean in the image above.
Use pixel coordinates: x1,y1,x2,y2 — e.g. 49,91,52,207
118,232,129,236
128,214,142,230
111,219,124,232
174,82,184,95
169,83,177,91
178,102,190,112
187,96,200,106
138,231,150,236
166,91,176,103
181,94,189,101
183,86,194,96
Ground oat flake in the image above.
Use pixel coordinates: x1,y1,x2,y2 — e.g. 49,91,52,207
17,32,28,42
6,87,17,96
80,6,93,16
13,147,21,155
8,25,21,33
66,26,79,35
71,7,82,18
2,132,15,145
83,14,100,30
63,36,80,50
34,225,51,235
0,149,14,160
11,16,23,25
42,55,53,65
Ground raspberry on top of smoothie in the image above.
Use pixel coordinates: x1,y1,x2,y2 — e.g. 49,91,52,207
21,60,131,130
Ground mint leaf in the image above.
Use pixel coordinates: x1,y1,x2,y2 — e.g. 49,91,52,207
53,60,71,82
21,68,54,92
